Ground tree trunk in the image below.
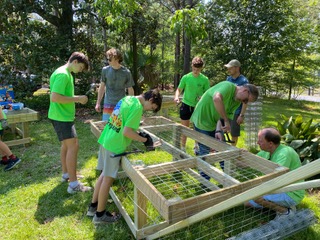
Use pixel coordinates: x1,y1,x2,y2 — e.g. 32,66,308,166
131,14,140,94
288,59,296,100
183,34,191,75
174,32,181,89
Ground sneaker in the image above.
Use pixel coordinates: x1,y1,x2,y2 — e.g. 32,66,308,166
61,174,85,182
87,205,97,217
4,158,21,171
67,182,92,194
93,211,121,224
0,160,9,165
274,206,296,220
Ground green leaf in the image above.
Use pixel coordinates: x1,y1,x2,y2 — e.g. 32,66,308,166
277,121,287,135
294,114,303,128
283,133,294,142
288,119,299,137
289,140,305,149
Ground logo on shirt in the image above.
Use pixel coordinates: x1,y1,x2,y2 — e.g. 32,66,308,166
107,100,122,133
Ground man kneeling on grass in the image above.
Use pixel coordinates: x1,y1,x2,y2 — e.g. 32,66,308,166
87,89,162,224
245,128,305,220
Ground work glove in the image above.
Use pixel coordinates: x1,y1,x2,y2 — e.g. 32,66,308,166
139,132,154,151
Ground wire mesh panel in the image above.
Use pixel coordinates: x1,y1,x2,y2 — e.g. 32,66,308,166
90,117,316,240
244,86,263,151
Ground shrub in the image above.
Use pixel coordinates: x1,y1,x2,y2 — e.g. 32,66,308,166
277,114,320,164
23,94,50,111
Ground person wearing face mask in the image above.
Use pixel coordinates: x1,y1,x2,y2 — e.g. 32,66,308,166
174,57,210,153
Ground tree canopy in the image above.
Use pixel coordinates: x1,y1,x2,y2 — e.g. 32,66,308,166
0,0,319,99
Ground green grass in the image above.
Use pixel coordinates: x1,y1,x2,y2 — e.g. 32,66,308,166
0,97,319,239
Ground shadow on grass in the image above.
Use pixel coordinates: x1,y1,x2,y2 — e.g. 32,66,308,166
34,182,90,224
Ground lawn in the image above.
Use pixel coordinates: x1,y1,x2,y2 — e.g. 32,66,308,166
0,96,319,240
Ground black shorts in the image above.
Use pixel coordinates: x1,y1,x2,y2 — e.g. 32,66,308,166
230,114,241,137
51,120,77,141
179,102,195,120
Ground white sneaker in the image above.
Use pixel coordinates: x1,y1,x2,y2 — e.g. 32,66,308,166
67,182,92,194
61,174,84,182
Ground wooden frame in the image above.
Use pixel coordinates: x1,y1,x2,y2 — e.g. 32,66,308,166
90,117,299,239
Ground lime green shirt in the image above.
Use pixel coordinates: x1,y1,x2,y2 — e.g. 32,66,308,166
48,66,75,122
0,110,7,131
98,96,143,154
191,81,240,131
178,72,210,107
257,144,305,204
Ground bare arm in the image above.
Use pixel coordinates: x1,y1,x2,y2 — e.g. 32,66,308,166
236,103,248,125
127,87,134,96
95,82,106,112
174,88,182,103
51,92,88,104
123,127,147,143
213,93,231,132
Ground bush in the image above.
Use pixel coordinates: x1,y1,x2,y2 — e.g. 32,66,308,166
277,114,320,164
23,94,50,111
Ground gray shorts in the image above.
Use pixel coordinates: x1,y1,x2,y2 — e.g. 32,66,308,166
230,114,240,137
98,146,121,178
51,120,77,141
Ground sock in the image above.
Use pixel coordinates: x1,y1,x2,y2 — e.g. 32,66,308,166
62,173,69,179
69,181,79,188
91,202,98,208
2,156,8,161
8,154,16,160
105,211,113,217
96,210,105,217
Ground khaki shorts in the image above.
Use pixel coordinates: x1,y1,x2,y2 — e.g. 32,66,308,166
98,146,121,178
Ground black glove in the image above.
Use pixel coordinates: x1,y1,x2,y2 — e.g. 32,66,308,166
139,132,154,150
0,119,9,129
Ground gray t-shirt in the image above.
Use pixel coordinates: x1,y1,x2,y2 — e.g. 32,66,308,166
101,65,135,105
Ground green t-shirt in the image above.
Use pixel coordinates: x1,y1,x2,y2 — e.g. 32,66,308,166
191,81,240,131
0,110,7,131
257,144,305,204
98,96,143,154
178,72,210,107
48,66,75,122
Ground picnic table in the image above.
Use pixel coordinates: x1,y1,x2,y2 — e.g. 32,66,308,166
4,108,39,147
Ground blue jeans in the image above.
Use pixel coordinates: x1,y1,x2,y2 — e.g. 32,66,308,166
249,193,296,209
194,126,225,180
